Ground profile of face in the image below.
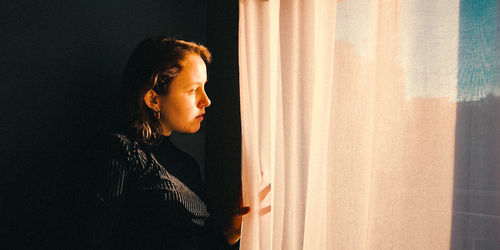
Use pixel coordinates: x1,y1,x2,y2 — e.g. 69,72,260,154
144,54,211,135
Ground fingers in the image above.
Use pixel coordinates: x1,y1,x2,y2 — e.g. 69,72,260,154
229,183,271,219
233,206,251,217
259,183,271,202
233,205,271,217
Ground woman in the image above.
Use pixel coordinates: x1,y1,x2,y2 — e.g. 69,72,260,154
93,37,248,249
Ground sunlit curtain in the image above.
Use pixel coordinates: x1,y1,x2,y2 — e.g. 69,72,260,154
238,0,499,249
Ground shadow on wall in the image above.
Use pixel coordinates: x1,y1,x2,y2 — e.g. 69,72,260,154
451,94,500,249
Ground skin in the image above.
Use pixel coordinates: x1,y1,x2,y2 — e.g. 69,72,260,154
144,54,211,136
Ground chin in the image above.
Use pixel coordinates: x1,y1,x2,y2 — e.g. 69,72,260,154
173,122,201,134
182,126,201,134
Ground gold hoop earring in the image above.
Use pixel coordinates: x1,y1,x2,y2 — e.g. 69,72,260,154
154,109,161,120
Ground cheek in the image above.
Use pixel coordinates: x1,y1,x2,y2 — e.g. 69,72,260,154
161,94,194,118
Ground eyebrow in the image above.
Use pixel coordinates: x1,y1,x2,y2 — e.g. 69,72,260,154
184,80,207,88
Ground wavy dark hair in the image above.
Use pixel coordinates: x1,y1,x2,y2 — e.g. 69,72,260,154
119,37,211,145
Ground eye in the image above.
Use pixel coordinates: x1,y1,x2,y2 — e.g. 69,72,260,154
189,88,198,93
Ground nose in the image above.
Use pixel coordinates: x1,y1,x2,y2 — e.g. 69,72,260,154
199,89,211,108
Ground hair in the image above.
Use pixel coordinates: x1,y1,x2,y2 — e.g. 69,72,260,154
119,36,211,145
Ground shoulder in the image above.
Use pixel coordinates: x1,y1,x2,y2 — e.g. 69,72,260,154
101,133,136,157
110,132,140,146
101,132,148,167
110,133,137,152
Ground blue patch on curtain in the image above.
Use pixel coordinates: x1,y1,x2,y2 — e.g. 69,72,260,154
458,0,499,102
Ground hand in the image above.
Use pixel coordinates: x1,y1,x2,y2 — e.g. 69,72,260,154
222,206,251,245
222,183,272,245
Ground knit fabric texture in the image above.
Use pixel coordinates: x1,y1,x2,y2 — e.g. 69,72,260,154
92,133,230,250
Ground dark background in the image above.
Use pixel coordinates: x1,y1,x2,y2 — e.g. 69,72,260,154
1,0,241,248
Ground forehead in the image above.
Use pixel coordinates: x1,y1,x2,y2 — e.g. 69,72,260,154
176,54,207,85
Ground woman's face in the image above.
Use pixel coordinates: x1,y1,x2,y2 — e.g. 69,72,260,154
158,54,211,135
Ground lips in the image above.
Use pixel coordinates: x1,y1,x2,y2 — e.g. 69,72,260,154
196,113,205,120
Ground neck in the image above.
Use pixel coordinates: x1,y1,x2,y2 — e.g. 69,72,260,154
161,125,173,136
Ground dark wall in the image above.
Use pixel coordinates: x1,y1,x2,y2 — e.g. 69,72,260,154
1,0,210,248
204,0,242,233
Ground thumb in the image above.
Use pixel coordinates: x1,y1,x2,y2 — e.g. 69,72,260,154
234,206,251,217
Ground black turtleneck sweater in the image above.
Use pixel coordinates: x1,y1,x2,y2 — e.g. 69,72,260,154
92,133,231,249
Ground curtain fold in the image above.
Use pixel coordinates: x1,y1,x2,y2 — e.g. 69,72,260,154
239,0,499,249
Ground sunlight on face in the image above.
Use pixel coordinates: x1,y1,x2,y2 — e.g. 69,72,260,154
158,54,211,135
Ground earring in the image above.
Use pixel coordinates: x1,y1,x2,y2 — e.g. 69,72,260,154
154,109,161,120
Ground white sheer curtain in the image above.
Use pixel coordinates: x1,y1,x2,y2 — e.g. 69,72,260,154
238,0,499,249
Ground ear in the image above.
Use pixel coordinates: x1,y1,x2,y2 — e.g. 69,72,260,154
143,90,160,111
